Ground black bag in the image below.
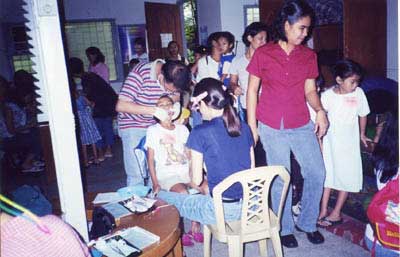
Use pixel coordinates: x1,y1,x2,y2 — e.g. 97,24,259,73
90,206,116,240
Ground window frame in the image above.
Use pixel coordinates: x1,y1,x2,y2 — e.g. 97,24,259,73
243,5,260,28
64,18,123,83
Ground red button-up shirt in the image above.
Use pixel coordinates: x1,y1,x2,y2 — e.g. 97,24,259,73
247,42,318,129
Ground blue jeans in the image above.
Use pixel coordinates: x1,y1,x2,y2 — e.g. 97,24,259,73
158,191,242,225
258,121,325,235
364,236,399,257
119,128,147,186
94,117,114,148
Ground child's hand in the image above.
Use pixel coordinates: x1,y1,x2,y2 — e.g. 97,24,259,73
360,134,372,148
233,86,243,96
152,184,161,196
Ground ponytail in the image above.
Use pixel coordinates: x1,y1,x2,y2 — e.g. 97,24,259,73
222,103,241,137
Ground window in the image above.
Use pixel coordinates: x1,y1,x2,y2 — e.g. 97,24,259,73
64,20,118,81
11,25,34,73
244,5,260,27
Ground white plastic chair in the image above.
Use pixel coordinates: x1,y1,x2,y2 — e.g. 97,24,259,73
204,166,290,257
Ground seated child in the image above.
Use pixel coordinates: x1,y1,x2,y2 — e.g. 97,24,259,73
145,95,207,246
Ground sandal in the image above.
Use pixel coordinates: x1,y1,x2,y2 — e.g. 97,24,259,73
21,166,44,173
318,217,343,227
188,230,204,243
181,233,194,247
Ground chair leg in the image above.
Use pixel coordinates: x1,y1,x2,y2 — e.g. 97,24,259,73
258,239,268,256
270,230,283,257
203,226,212,257
227,236,243,257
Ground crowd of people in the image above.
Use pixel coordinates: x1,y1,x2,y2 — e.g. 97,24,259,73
0,0,397,256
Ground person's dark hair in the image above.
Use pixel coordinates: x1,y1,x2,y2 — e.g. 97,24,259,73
129,58,140,69
85,46,105,64
162,60,191,92
206,32,223,52
372,112,399,184
68,57,85,75
194,78,241,137
167,41,179,49
242,22,268,47
270,0,315,43
13,69,35,102
134,37,146,48
332,59,363,80
220,31,235,51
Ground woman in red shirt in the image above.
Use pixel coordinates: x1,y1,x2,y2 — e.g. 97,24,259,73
246,0,328,248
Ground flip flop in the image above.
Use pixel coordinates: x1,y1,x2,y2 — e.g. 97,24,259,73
319,217,343,227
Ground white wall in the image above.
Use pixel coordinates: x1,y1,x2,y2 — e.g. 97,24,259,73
196,0,221,45
386,0,398,82
220,0,258,57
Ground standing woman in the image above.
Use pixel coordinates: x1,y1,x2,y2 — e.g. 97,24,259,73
230,21,268,121
246,0,328,248
86,46,110,83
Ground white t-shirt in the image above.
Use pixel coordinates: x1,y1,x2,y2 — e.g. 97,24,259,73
145,123,190,180
229,55,250,108
196,56,220,83
132,53,149,63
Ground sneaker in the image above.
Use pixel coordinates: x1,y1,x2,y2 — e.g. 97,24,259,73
182,233,194,247
188,230,204,243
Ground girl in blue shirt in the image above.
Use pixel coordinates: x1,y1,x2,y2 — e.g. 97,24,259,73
158,78,254,227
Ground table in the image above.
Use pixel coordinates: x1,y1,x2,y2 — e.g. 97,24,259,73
87,194,182,257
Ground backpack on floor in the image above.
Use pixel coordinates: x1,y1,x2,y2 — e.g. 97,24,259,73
367,177,400,251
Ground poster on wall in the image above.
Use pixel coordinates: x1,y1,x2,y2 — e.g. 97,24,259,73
118,24,146,63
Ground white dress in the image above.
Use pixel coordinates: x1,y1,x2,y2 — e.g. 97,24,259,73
321,87,370,192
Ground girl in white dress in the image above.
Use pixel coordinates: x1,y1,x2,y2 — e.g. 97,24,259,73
318,59,370,227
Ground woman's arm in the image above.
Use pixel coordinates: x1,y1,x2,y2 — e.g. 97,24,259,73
190,149,204,186
250,146,255,168
115,99,156,115
247,74,261,143
147,148,161,193
304,78,329,138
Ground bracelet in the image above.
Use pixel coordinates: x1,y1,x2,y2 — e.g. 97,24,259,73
316,109,327,114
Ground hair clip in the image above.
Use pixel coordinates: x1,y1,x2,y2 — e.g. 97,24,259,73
190,91,208,110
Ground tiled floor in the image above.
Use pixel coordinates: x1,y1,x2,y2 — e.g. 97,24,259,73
1,137,371,255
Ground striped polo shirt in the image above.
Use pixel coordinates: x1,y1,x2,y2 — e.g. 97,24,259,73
118,60,169,129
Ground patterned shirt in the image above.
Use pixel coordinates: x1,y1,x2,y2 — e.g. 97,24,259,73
118,60,169,129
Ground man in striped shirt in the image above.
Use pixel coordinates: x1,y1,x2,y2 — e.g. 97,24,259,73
116,60,191,186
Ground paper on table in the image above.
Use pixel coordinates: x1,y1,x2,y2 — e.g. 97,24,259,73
120,226,160,250
93,192,126,204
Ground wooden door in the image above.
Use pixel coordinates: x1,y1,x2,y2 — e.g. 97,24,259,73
145,2,183,61
259,0,284,27
343,0,386,76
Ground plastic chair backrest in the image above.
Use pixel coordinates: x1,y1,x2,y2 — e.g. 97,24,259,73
134,136,149,185
212,166,290,236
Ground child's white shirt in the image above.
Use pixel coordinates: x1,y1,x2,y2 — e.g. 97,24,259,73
145,123,189,180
